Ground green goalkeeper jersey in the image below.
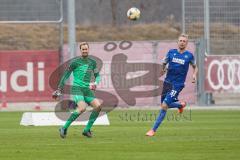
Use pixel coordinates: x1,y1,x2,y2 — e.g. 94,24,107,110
58,56,100,89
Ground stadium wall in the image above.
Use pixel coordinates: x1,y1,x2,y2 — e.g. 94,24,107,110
2,41,239,109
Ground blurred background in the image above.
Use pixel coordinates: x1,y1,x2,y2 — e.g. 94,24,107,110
0,0,240,110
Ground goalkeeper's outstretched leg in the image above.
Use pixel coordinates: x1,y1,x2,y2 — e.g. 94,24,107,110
59,101,87,138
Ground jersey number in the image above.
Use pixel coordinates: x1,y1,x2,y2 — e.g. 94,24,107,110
170,90,177,97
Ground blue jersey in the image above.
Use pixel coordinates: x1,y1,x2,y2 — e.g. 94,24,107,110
164,49,195,86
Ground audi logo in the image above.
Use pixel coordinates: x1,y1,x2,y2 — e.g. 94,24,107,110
207,59,240,90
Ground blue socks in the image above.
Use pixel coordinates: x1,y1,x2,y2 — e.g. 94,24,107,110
153,109,167,132
152,101,183,132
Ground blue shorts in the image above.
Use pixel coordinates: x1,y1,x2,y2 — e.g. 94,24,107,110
161,82,184,106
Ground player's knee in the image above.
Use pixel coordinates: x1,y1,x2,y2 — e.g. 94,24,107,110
76,101,87,113
95,105,102,112
91,99,102,112
80,107,86,113
161,103,168,111
77,106,86,113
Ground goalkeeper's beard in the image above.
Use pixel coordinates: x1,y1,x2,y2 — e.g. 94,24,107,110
82,52,88,58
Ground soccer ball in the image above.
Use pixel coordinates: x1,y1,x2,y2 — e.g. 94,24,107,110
127,7,141,21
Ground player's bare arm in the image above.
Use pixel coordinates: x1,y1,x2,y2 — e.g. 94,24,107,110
191,64,198,83
162,62,168,74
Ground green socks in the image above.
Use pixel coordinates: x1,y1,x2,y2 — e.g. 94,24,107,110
63,110,80,130
63,110,100,132
83,110,100,132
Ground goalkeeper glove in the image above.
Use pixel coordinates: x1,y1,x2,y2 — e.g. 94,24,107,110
89,82,97,90
52,88,63,100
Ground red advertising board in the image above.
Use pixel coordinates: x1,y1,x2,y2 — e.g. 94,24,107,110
0,50,59,102
205,55,240,92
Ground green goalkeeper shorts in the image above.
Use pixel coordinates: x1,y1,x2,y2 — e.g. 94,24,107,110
71,87,95,104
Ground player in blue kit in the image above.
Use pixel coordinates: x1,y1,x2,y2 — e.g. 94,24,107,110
146,34,198,136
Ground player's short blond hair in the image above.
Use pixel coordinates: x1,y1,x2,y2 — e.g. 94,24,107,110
79,42,89,49
179,34,189,40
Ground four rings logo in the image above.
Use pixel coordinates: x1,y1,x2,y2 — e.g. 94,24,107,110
207,59,240,90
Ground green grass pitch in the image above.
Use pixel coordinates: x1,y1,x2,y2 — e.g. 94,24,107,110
0,110,240,160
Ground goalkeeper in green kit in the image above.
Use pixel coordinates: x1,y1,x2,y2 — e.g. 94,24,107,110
52,42,101,138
